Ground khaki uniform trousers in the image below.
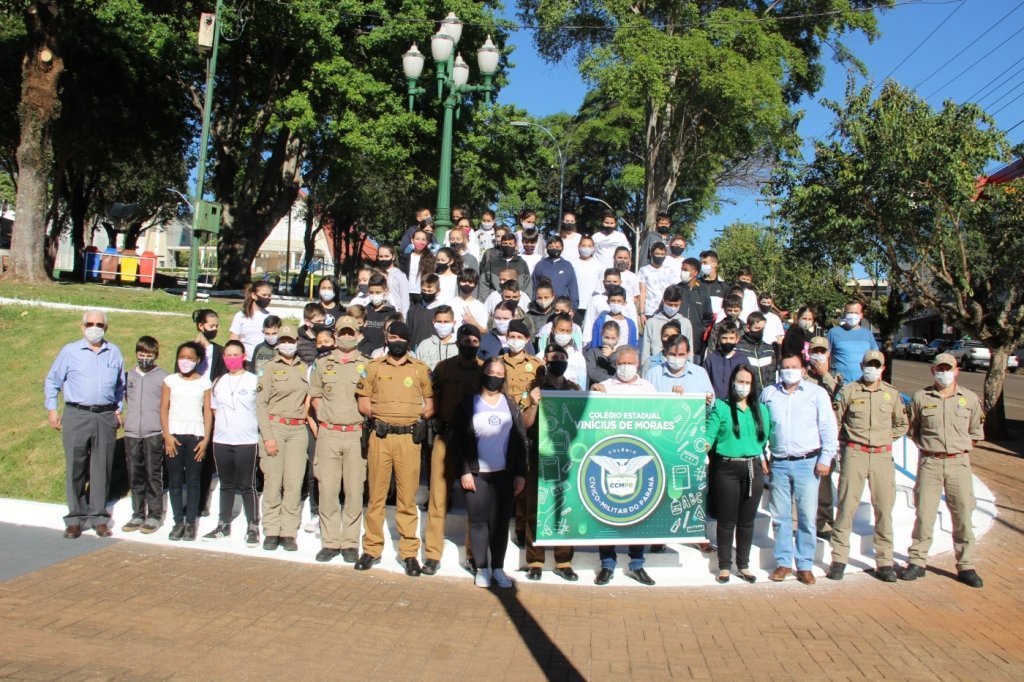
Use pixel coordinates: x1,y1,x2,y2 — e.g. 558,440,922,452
425,431,461,561
830,447,896,566
909,453,976,570
525,457,573,568
260,422,308,538
315,429,366,551
363,432,421,559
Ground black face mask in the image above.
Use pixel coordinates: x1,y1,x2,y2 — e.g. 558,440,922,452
450,242,464,251
547,249,562,259
614,261,628,271
746,330,764,343
377,258,392,269
651,255,666,266
500,245,516,258
669,245,684,257
458,284,476,295
657,225,670,234
436,262,450,273
759,304,772,314
312,323,330,334
546,360,568,378
719,342,737,354
255,296,272,309
387,340,408,357
316,346,335,357
458,343,478,360
420,292,437,304
138,358,155,371
604,283,616,295
201,328,218,341
357,283,369,295
482,375,505,392
561,222,576,232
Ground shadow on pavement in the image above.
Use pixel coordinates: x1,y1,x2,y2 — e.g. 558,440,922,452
492,585,585,681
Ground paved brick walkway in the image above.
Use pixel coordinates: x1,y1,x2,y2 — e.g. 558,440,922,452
1,441,1022,680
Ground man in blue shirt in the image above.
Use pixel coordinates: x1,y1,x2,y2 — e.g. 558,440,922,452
644,335,714,397
826,300,877,383
44,310,125,539
760,353,839,586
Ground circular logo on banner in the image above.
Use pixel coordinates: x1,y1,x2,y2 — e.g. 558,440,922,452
578,435,665,527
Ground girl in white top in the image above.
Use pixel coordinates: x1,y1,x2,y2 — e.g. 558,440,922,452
204,340,261,545
160,341,212,541
230,281,273,361
434,247,461,304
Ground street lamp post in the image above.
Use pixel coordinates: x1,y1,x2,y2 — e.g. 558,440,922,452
186,0,223,302
510,120,565,229
403,14,499,243
584,195,641,273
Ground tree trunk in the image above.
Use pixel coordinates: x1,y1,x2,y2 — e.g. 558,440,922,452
5,2,62,284
982,346,1010,440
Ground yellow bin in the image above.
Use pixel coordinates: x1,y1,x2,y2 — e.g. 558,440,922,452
120,249,139,284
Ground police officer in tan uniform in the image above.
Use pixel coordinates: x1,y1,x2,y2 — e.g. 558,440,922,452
423,324,483,575
308,316,368,564
827,350,908,582
806,336,844,538
502,319,543,546
256,326,309,552
901,353,984,588
354,321,434,576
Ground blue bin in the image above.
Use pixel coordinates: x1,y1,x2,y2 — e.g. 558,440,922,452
85,247,101,281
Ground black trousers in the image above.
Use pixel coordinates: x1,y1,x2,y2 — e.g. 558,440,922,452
213,442,260,527
464,470,514,570
301,424,319,516
712,456,766,570
124,434,165,520
167,434,204,524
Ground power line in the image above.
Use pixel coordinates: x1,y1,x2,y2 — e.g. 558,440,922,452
986,76,1024,111
963,54,1024,103
1006,116,1024,133
991,88,1024,116
878,0,965,85
925,22,1024,100
913,0,1024,91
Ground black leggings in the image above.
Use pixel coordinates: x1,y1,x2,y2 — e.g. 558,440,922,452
301,424,319,516
464,470,514,570
213,443,260,527
712,456,766,570
167,434,205,524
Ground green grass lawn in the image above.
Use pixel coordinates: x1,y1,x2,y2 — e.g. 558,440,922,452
0,304,218,502
0,281,240,316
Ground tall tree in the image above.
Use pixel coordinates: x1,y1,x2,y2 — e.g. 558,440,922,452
779,79,1024,438
518,0,887,234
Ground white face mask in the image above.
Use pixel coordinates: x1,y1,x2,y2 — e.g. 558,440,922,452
798,319,814,331
608,302,624,315
507,337,527,353
264,334,279,346
177,359,197,375
434,322,453,338
662,304,679,317
780,368,803,385
579,246,595,258
616,364,638,382
369,294,385,306
934,370,955,387
666,356,686,372
480,221,495,231
680,271,692,284
494,319,510,335
861,366,882,383
278,343,298,357
733,382,751,398
554,332,573,347
844,312,862,327
810,352,828,364
320,290,335,302
84,326,105,344
700,263,713,277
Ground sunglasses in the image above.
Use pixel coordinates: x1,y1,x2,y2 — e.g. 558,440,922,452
83,322,106,328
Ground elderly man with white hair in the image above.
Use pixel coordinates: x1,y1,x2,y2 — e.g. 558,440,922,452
44,309,125,538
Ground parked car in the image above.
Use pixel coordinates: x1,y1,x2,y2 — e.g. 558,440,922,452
907,338,931,360
920,339,953,362
1013,347,1024,374
895,336,927,359
948,340,991,371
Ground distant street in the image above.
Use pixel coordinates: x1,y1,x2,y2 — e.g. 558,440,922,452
889,359,1024,424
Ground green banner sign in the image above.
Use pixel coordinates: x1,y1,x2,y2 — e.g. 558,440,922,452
534,392,709,546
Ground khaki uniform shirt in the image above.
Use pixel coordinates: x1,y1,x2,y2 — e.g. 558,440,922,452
808,368,843,400
356,354,432,426
256,356,309,434
910,384,984,454
502,351,543,410
834,380,909,447
309,350,368,426
432,356,482,425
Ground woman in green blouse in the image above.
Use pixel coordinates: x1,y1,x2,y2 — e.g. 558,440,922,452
706,365,771,584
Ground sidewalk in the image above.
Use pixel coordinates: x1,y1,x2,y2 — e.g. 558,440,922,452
1,442,1022,680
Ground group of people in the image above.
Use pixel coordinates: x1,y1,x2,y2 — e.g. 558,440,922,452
43,206,985,589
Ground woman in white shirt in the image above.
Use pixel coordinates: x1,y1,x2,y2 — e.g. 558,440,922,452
434,247,461,304
160,341,213,542
203,340,260,547
229,281,273,361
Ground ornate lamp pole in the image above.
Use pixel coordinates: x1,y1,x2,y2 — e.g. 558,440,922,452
403,13,500,243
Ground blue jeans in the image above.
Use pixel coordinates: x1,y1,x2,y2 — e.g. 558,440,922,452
768,456,819,571
599,545,645,571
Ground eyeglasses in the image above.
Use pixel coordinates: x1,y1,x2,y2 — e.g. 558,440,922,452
83,322,105,328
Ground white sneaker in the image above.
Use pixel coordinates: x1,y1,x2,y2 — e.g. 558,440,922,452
492,569,513,588
475,568,492,588
303,518,319,534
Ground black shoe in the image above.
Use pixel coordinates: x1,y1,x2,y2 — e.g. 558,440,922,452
315,548,341,563
827,562,846,581
244,528,259,548
402,557,421,577
354,553,380,571
876,565,898,583
182,524,197,542
280,536,298,552
513,530,526,548
463,557,478,575
957,569,984,588
900,564,926,581
526,567,542,581
625,567,655,585
263,535,280,551
169,523,185,541
202,523,230,542
738,570,757,584
594,567,614,585
421,559,440,576
649,544,666,553
340,548,359,564
553,566,579,582
716,572,731,584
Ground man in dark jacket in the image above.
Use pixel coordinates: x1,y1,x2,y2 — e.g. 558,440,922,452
673,258,714,360
478,231,532,302
532,235,579,309
735,311,777,395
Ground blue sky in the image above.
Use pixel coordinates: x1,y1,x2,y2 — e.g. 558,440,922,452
496,0,1024,255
